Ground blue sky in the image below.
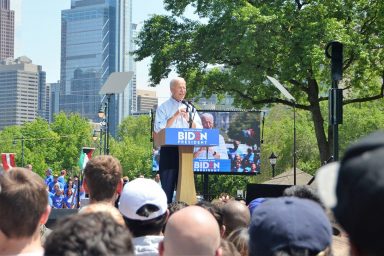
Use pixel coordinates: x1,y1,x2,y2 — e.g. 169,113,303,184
13,0,173,101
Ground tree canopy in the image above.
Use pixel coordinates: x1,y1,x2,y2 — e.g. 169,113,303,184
134,0,384,163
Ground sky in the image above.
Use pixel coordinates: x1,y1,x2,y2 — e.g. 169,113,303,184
12,0,176,102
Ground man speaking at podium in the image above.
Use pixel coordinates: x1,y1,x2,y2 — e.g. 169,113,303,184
154,77,202,203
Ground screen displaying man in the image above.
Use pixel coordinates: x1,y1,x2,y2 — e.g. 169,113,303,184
194,112,228,159
154,77,202,203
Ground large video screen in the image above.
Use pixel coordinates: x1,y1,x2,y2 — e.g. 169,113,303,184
153,110,261,174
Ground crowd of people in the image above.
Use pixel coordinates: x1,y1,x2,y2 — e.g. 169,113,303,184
0,130,383,255
1,77,384,255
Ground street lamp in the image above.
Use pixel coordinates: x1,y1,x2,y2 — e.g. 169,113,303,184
92,129,103,155
98,105,105,119
98,99,109,155
269,152,277,177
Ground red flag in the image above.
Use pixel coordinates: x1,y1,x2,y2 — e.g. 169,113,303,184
2,153,16,171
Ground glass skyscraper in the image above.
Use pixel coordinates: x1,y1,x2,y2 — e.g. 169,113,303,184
60,0,135,135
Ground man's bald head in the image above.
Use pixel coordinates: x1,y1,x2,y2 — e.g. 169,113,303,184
222,200,250,237
160,206,222,256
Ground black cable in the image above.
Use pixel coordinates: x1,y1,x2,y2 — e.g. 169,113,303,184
261,111,266,144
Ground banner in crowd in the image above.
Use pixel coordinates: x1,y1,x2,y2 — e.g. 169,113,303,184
1,153,16,171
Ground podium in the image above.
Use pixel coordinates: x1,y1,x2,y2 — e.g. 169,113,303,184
154,128,219,204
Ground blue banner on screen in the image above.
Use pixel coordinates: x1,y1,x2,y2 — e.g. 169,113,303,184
165,128,219,146
193,159,231,172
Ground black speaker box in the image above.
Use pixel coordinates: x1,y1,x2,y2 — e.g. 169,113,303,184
46,209,79,229
246,184,292,204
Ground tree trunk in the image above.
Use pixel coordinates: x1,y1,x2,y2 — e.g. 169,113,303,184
307,79,331,164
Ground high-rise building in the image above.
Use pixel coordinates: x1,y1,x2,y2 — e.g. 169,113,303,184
0,0,14,60
60,0,135,135
0,56,46,129
136,89,157,113
47,81,60,123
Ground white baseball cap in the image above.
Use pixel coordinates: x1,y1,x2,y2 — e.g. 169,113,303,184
118,178,167,221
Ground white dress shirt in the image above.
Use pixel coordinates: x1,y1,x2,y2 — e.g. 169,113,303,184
154,97,202,133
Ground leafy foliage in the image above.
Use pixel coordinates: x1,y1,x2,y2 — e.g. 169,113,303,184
112,115,153,179
135,0,384,164
0,113,93,177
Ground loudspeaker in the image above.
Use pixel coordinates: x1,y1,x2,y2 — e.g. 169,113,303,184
246,184,291,205
46,209,79,229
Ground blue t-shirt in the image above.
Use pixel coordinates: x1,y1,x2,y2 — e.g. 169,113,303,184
51,194,64,209
63,194,77,208
45,175,53,185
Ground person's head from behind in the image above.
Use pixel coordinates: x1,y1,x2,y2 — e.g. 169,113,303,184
226,227,249,256
196,200,225,237
222,200,250,237
283,185,324,209
79,202,125,226
316,131,384,256
220,238,240,256
119,178,168,237
159,206,222,256
44,212,134,255
0,168,51,239
170,77,186,101
83,155,123,203
201,113,215,129
248,197,332,256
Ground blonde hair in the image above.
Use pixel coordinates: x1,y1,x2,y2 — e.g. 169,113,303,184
79,202,125,226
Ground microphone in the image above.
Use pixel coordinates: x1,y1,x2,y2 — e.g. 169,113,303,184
181,100,189,112
187,100,197,112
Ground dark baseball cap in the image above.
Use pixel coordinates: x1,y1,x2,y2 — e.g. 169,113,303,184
248,197,332,255
316,131,384,253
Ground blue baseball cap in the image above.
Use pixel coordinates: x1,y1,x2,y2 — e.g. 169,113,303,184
249,197,332,255
248,197,266,216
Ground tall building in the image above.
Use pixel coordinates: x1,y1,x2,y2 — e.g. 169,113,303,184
136,89,157,113
60,0,135,135
0,56,46,129
47,81,60,123
0,0,14,60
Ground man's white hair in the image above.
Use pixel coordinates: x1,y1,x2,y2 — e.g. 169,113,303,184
170,77,186,89
201,112,214,121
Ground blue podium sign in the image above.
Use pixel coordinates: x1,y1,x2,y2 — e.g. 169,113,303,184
164,128,219,146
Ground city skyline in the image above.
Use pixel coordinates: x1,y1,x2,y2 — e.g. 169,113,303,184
12,0,173,102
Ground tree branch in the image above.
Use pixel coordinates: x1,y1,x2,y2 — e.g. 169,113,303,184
343,76,384,105
229,88,310,110
288,79,308,93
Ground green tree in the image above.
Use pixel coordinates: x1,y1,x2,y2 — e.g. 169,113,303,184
112,115,153,179
50,112,93,172
134,0,384,164
21,118,59,176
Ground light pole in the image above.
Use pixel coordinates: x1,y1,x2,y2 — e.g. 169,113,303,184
267,76,297,185
92,129,103,155
98,102,108,155
269,152,277,177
